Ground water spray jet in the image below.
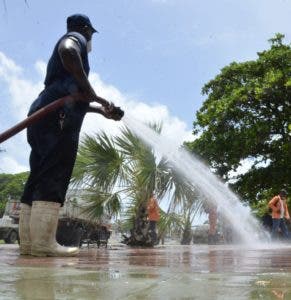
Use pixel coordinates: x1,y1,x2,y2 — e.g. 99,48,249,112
122,114,270,245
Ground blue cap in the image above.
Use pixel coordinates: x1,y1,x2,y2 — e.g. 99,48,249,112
67,14,98,33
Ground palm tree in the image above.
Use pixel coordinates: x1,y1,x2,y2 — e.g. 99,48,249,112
179,196,204,244
71,125,202,246
157,210,182,244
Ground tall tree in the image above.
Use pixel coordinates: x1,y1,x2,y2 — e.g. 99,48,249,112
186,34,291,203
0,172,28,216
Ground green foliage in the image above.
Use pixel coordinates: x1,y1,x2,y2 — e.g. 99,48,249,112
81,189,121,221
186,34,291,203
251,199,270,219
0,172,28,216
72,133,125,192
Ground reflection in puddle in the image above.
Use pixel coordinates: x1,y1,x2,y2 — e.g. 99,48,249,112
2,245,291,299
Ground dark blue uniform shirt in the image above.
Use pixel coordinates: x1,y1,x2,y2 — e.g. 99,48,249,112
21,31,91,205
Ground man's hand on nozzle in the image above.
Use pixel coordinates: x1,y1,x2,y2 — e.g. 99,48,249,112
103,102,124,121
79,89,124,120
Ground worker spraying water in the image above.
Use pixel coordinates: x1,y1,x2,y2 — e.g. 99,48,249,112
0,14,124,257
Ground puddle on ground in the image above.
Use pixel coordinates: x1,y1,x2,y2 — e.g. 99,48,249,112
1,244,291,299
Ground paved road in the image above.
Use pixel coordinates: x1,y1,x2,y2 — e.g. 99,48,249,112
1,243,291,299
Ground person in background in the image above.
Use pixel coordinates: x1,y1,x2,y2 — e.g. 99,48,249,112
147,193,160,243
208,204,218,244
204,202,218,244
268,189,290,240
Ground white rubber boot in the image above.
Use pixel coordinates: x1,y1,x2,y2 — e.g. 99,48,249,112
30,201,79,257
19,203,32,255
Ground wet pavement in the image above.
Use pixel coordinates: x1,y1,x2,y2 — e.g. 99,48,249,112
1,243,291,299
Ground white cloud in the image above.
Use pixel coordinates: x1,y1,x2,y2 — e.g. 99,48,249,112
35,60,47,78
8,78,44,119
0,155,28,174
228,158,254,180
228,156,271,184
0,52,22,79
0,51,44,120
0,52,193,174
84,72,193,144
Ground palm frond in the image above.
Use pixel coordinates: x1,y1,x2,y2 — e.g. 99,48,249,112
72,132,126,191
158,210,183,234
81,189,121,221
116,126,157,200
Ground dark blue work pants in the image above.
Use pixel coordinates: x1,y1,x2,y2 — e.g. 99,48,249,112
271,218,289,240
21,86,86,206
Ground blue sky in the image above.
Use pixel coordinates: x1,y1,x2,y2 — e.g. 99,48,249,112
0,0,290,173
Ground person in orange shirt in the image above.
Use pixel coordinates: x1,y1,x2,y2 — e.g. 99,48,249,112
147,193,160,243
268,189,289,239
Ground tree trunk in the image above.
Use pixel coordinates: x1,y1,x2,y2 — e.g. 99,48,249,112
121,204,156,247
180,223,192,245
